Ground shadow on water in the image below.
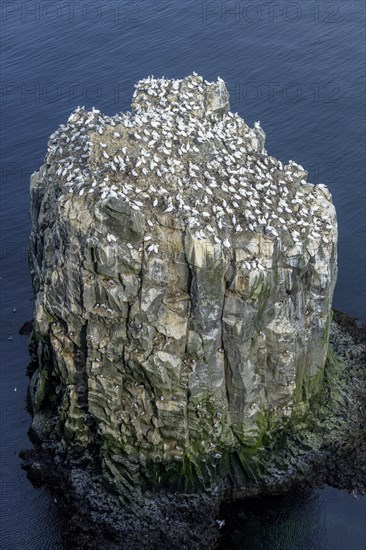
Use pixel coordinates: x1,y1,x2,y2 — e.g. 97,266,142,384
218,487,366,550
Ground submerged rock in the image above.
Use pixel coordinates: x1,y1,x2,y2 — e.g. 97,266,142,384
28,75,338,504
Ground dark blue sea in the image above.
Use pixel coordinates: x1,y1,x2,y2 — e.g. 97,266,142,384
0,1,365,548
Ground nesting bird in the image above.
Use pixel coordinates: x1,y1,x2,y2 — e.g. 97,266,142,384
45,75,332,255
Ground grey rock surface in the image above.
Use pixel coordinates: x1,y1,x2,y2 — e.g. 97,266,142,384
29,74,338,494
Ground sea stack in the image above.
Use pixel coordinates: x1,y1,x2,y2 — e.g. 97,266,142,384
28,74,337,497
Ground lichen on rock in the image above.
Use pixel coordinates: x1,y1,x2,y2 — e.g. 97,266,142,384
28,74,338,497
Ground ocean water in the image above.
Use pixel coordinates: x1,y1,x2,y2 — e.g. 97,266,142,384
0,1,365,548
219,487,366,550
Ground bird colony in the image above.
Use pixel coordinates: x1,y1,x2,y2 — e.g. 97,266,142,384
45,73,334,257
29,75,338,497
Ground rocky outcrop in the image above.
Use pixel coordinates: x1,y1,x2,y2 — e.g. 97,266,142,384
28,74,337,499
22,313,366,549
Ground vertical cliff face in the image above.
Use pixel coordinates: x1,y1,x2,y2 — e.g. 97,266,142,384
29,75,337,493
